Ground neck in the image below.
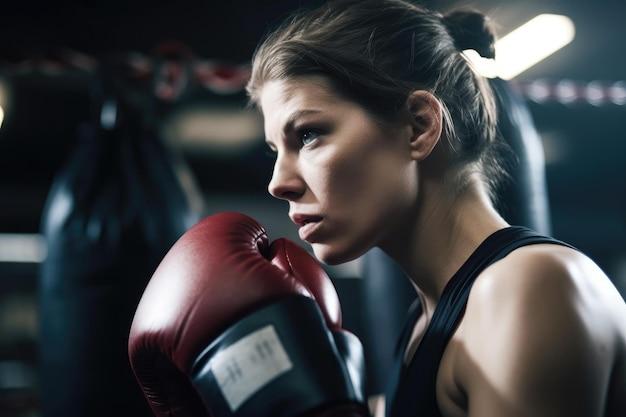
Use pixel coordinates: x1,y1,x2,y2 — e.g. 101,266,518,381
379,179,508,312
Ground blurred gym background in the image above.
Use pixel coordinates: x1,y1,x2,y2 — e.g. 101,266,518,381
0,0,624,415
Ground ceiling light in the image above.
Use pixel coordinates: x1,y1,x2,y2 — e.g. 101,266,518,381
464,14,575,80
495,14,575,80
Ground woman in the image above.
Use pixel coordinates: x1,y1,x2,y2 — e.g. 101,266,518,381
246,0,626,416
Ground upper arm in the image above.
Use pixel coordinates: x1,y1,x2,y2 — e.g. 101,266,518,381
456,247,613,417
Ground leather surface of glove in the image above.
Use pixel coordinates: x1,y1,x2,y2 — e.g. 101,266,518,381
128,212,369,417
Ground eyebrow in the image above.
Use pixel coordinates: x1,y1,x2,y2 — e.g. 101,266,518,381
265,109,323,146
283,109,323,132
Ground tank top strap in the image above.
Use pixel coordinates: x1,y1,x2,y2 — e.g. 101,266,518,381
386,226,574,417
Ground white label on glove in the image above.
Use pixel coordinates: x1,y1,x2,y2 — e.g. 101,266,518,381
210,324,293,411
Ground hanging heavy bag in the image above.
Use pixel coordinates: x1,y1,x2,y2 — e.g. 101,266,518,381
38,52,205,417
490,76,552,235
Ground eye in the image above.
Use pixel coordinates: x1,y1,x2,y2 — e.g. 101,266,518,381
299,129,322,147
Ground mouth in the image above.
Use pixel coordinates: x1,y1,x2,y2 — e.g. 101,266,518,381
291,214,323,227
291,214,324,242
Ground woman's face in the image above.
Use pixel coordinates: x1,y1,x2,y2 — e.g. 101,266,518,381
260,76,419,264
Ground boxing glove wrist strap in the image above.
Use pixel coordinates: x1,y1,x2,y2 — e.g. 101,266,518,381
191,296,367,417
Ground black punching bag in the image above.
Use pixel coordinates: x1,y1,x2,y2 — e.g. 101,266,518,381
490,77,551,235
38,52,205,416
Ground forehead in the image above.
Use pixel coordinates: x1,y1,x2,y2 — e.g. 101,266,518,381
260,76,342,113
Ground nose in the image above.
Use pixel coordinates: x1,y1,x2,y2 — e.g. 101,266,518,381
267,153,305,201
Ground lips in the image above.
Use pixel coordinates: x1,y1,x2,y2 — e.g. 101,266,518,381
291,214,323,227
290,214,323,242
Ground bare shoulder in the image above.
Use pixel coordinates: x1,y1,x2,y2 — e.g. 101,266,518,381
472,243,626,326
446,243,626,417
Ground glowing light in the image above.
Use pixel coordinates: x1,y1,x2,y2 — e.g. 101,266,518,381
462,49,498,78
584,81,606,106
496,14,575,80
0,234,47,263
554,80,578,104
525,80,552,103
0,105,4,129
609,81,626,105
465,14,575,80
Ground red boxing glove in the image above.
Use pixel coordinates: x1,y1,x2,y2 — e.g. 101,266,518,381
128,212,368,417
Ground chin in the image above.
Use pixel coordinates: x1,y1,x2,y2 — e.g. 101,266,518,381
311,243,363,266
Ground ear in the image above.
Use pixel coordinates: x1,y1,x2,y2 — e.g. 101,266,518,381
406,90,443,161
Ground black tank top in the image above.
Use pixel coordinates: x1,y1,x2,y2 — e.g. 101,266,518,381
385,226,575,417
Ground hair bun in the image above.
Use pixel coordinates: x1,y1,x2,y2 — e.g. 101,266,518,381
443,9,497,59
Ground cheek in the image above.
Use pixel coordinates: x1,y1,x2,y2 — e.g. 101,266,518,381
320,145,415,213
320,153,370,203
